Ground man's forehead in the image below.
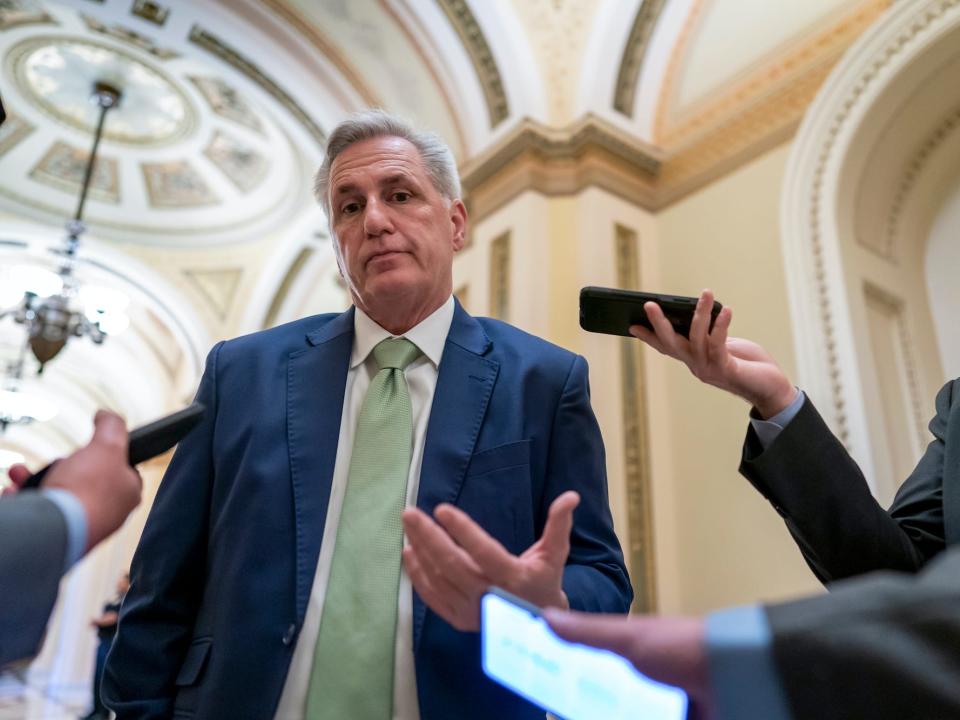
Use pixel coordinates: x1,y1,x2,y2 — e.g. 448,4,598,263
330,136,427,188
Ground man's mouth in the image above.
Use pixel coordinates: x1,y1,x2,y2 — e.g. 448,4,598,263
366,250,405,267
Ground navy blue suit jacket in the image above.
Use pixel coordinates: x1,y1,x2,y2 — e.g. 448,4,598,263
103,302,631,719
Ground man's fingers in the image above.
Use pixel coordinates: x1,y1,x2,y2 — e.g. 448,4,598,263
7,464,31,488
404,546,480,632
644,302,688,360
92,410,128,454
434,504,516,583
543,609,638,659
537,491,579,561
629,324,665,354
687,289,713,354
403,508,486,590
708,306,732,359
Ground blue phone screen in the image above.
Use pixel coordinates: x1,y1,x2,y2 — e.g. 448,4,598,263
481,591,688,720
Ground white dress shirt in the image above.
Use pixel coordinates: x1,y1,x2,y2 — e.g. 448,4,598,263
274,296,455,720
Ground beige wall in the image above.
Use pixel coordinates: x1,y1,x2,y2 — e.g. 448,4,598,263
654,141,822,613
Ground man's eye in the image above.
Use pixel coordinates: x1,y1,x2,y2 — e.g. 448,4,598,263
392,191,411,202
341,202,361,215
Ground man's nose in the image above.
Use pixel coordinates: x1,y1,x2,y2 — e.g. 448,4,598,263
363,197,394,236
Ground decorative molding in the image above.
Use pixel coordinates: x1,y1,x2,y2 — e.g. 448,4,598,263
863,283,928,452
615,223,657,613
659,0,890,148
882,103,960,261
30,141,120,203
435,0,509,127
781,0,960,461
82,14,179,59
489,232,510,320
264,246,314,329
257,0,381,109
613,0,669,117
131,0,169,26
142,160,217,208
203,131,269,194
0,0,54,30
0,112,34,158
188,24,327,148
183,268,244,321
653,0,705,143
461,115,662,221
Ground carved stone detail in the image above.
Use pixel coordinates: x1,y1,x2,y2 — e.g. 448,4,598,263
435,0,509,127
613,0,668,117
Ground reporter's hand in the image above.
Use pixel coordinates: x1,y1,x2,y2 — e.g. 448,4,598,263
401,491,579,632
631,289,796,418
41,410,142,551
544,609,715,720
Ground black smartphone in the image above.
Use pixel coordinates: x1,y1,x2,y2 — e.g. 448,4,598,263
579,286,722,339
19,402,206,489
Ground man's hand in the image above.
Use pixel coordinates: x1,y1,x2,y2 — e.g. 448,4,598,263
402,491,579,632
6,411,142,551
631,289,797,419
544,609,715,720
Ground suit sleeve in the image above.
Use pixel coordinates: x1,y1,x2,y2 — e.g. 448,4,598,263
0,493,68,666
102,342,223,719
766,547,960,720
738,381,954,583
548,355,633,613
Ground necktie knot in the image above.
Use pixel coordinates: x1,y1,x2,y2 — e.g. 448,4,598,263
373,337,421,371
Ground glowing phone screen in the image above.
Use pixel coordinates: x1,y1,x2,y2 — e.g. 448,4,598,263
481,590,688,720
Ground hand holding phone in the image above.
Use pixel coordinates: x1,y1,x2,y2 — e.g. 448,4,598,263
579,287,722,339
20,403,205,490
482,588,688,720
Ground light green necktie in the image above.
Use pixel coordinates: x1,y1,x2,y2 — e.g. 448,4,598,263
306,337,422,720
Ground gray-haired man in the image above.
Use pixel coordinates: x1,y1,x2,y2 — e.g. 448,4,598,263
104,111,631,720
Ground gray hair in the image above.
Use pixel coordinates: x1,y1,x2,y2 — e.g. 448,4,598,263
314,109,461,224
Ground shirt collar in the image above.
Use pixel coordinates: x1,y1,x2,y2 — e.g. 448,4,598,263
351,295,455,370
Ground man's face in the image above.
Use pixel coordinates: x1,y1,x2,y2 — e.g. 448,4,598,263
328,136,466,315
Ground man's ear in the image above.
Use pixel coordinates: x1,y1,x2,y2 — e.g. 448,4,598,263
449,199,468,252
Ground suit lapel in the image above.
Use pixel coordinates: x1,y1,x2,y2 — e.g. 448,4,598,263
413,302,499,649
287,308,354,622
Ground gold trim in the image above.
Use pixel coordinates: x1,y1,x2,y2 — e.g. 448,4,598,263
615,224,657,613
660,0,889,148
188,25,327,149
613,0,669,117
489,232,510,320
435,0,509,127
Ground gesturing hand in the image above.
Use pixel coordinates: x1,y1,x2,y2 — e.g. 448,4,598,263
631,289,796,419
401,491,579,632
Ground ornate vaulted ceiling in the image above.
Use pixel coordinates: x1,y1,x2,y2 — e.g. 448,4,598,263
0,0,891,472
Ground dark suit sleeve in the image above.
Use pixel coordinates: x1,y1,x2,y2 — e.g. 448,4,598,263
103,343,223,719
766,547,960,720
548,355,633,613
0,493,68,666
738,382,955,583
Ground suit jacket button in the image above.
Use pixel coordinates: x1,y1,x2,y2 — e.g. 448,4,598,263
282,624,297,646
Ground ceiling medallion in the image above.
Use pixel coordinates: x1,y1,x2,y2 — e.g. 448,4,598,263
8,36,197,147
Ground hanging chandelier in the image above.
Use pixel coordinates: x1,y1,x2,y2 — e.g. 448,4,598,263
0,82,123,430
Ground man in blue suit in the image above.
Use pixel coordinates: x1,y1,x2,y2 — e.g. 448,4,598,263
103,110,631,720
